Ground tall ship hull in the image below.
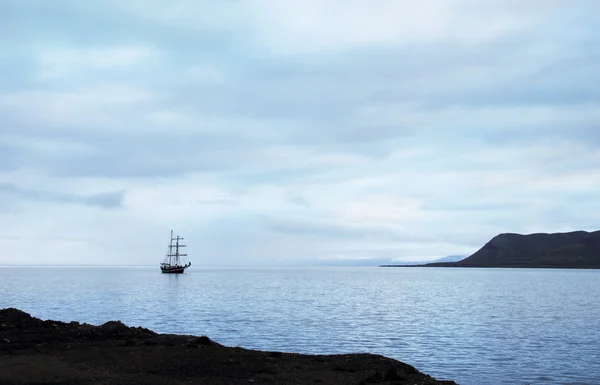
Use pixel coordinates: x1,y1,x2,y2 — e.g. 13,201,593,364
161,230,191,274
160,262,191,274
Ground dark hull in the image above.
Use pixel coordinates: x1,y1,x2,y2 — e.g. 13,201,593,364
160,262,191,274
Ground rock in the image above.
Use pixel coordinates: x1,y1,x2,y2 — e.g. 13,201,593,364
188,336,212,345
0,308,458,385
383,367,407,381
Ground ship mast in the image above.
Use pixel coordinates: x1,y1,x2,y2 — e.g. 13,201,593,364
167,230,187,266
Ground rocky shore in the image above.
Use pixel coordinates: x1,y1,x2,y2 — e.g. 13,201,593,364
0,308,457,385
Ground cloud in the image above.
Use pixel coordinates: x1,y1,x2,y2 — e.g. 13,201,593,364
0,183,125,209
0,0,599,265
262,215,410,242
36,46,155,80
239,0,538,55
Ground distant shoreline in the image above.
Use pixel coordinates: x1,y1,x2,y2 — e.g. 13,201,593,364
380,264,600,269
384,229,600,269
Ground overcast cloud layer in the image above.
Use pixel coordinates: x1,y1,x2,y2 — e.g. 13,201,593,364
1,0,599,266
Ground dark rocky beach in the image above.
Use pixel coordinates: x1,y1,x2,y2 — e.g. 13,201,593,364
0,308,457,385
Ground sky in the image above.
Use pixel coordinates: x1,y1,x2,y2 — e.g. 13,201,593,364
1,0,599,266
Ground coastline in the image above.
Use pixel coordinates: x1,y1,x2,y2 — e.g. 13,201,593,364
1,308,457,385
380,264,600,269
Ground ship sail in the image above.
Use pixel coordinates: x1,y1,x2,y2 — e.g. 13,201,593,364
160,230,191,274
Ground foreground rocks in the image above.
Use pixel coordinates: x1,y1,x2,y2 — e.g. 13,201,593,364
0,308,457,385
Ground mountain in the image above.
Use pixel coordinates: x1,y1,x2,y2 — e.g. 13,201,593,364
387,230,600,269
381,255,468,267
429,255,466,263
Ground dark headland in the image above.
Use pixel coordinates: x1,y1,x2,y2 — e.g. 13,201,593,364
382,230,600,269
0,308,457,385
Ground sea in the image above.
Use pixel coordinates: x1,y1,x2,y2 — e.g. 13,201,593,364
1,266,599,385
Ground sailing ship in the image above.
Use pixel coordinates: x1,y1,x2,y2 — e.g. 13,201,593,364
160,230,191,274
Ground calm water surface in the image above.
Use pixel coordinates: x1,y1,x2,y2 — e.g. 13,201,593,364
1,266,599,385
